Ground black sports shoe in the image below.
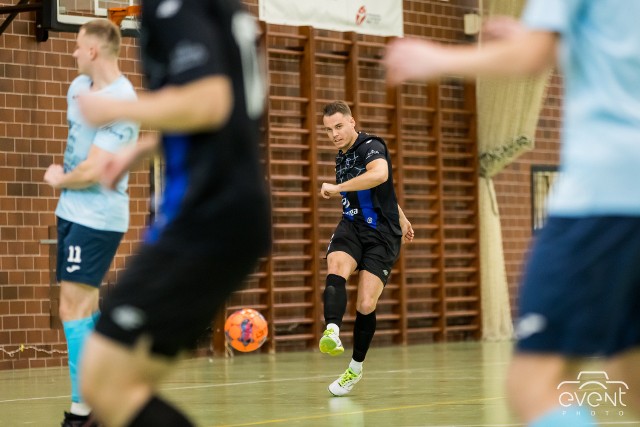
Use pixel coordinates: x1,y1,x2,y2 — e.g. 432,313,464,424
61,411,99,427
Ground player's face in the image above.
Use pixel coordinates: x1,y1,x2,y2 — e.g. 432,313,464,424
323,113,357,152
73,30,96,75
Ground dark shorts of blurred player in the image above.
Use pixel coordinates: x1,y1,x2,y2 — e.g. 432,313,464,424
95,198,271,357
326,219,401,286
516,216,640,357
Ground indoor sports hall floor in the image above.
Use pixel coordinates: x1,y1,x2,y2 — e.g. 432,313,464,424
0,341,638,426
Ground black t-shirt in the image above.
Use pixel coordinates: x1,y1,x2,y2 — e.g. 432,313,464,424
140,0,270,250
335,132,401,236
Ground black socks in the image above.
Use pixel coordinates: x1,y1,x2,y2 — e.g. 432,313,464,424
323,274,347,327
352,310,376,362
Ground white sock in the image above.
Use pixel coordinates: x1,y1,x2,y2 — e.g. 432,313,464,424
70,402,91,416
327,323,340,335
349,359,363,374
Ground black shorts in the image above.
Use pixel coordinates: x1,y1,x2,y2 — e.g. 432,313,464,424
326,219,401,285
56,217,124,287
95,210,271,357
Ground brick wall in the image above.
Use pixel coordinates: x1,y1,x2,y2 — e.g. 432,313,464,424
0,4,147,369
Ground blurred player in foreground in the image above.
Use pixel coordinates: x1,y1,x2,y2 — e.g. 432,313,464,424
76,1,270,426
385,1,640,425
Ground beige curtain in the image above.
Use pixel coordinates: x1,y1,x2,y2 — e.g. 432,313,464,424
477,0,552,341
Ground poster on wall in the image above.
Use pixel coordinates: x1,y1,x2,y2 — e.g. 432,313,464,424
259,0,403,37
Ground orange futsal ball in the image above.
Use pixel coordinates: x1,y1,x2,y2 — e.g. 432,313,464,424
224,308,268,352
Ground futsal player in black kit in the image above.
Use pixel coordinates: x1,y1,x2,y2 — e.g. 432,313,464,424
318,101,414,396
76,1,270,426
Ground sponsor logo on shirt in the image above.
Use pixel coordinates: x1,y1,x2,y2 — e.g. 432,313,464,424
366,149,380,159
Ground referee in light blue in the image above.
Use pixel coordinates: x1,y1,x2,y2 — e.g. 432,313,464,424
44,19,139,427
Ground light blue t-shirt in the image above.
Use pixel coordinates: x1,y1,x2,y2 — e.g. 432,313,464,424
523,0,640,216
55,75,140,232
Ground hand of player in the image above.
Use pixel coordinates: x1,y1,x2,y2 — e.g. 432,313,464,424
383,38,448,86
320,183,341,199
401,218,414,244
44,164,65,189
481,16,526,41
77,92,119,127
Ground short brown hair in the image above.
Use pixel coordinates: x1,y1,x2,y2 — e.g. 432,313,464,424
80,19,121,57
322,101,352,117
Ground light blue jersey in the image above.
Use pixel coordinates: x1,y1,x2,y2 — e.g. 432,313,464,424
523,0,640,216
55,75,139,232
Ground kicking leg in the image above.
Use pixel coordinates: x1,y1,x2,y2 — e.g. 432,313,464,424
320,251,356,356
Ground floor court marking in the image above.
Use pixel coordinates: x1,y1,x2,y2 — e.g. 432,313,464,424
0,394,70,403
214,400,640,427
0,362,511,404
218,424,640,427
221,424,640,427
211,396,505,427
1,360,638,426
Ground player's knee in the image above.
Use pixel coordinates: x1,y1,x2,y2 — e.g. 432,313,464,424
58,308,71,322
356,300,376,315
59,295,93,321
58,300,75,322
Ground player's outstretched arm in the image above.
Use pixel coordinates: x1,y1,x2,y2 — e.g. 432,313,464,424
320,159,389,199
79,76,233,133
383,18,557,85
44,145,115,190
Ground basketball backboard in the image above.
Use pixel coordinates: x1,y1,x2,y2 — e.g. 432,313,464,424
44,0,140,37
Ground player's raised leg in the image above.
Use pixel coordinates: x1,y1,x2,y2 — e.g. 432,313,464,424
320,251,356,356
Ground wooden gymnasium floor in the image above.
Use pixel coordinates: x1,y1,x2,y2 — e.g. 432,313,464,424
1,341,638,426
